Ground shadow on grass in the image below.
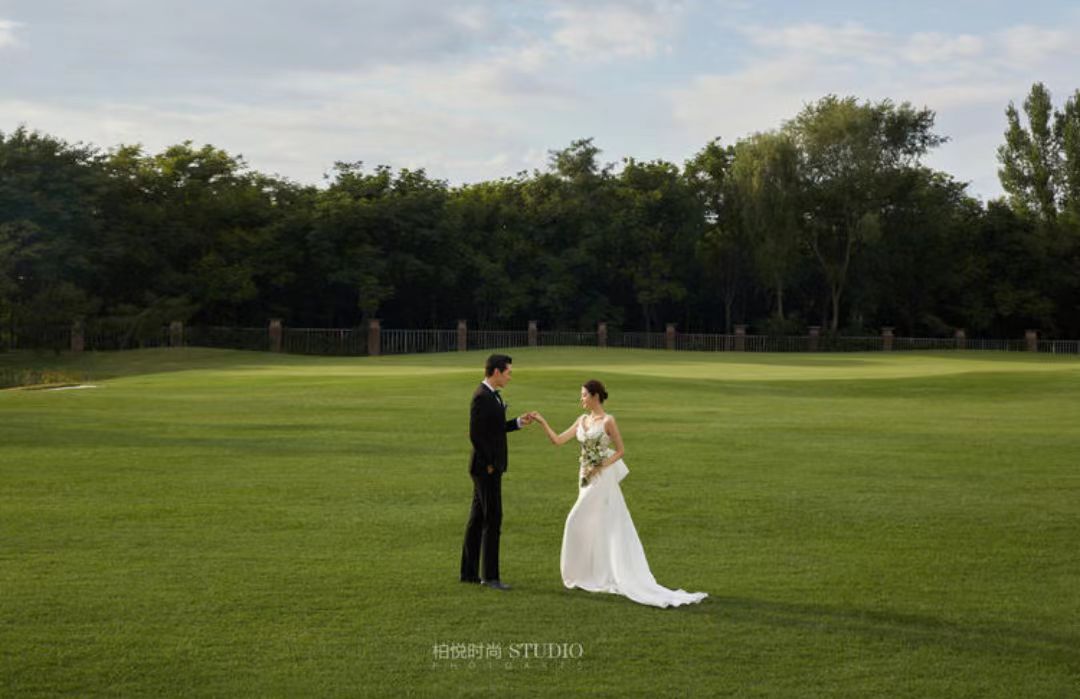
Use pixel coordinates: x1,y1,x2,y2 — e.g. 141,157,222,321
517,585,1080,668
706,595,1080,667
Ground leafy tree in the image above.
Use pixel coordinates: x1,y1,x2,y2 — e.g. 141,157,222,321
785,96,946,331
0,127,103,346
975,201,1057,335
311,163,395,325
997,83,1080,336
1057,90,1080,220
615,158,700,333
860,169,977,335
686,139,746,332
730,131,803,322
999,83,1061,223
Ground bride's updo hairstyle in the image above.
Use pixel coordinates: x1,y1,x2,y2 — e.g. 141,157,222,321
583,379,608,404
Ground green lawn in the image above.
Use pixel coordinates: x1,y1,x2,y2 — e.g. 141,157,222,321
2,347,1079,697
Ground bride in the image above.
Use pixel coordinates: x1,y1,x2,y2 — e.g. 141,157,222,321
534,380,707,608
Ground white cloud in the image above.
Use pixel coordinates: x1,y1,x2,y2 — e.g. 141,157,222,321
0,0,694,187
449,4,494,34
0,1,599,185
0,95,531,184
0,27,586,186
748,21,890,62
999,24,1077,68
548,1,685,61
0,19,21,48
670,56,825,139
668,20,1080,199
902,32,984,65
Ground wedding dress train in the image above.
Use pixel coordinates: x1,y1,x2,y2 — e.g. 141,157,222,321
560,418,708,608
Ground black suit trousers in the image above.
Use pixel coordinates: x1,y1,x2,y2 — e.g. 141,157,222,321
460,470,502,582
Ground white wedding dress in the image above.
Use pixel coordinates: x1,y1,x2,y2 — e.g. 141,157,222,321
560,416,708,608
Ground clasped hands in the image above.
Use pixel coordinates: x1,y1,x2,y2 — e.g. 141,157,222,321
518,411,543,426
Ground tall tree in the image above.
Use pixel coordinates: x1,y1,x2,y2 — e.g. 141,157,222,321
531,139,616,329
998,83,1061,223
615,158,700,333
310,163,395,326
686,139,745,332
785,95,945,331
0,127,103,346
997,83,1080,336
860,168,977,335
1056,89,1080,219
730,131,803,322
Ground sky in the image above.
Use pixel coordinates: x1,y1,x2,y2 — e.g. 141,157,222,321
2,1,1079,199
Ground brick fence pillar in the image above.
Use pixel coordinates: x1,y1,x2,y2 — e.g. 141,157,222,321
170,321,184,348
368,319,381,356
954,328,966,350
269,319,283,353
597,321,607,348
71,320,85,353
808,326,821,352
734,324,746,352
528,320,538,347
1025,329,1038,352
882,327,894,352
457,320,467,352
665,323,676,351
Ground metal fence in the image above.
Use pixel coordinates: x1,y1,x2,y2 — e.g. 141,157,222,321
381,329,457,355
83,326,171,351
614,332,667,350
4,326,71,352
538,331,598,347
7,324,1080,357
185,326,270,352
5,324,170,352
467,330,530,351
1040,340,1080,354
281,328,366,355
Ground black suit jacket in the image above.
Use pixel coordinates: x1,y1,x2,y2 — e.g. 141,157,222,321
469,383,520,475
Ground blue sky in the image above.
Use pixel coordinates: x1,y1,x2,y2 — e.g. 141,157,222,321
2,1,1079,199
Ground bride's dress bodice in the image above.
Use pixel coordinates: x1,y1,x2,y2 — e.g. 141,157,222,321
575,416,626,484
576,417,614,451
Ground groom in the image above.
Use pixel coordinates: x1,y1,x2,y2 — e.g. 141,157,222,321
460,353,535,591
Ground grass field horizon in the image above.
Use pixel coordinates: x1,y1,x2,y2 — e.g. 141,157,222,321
2,347,1079,696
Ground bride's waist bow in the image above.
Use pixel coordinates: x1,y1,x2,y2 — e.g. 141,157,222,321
580,456,629,483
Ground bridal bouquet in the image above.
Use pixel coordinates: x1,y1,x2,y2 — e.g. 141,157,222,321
579,437,607,487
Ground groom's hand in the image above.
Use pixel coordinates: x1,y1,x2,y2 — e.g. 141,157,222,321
519,412,535,426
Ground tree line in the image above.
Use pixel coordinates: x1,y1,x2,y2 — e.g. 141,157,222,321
2,83,1079,344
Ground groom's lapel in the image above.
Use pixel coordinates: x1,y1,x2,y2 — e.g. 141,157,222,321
481,382,505,409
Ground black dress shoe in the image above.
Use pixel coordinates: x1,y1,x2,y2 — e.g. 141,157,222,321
460,577,481,584
481,580,511,591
